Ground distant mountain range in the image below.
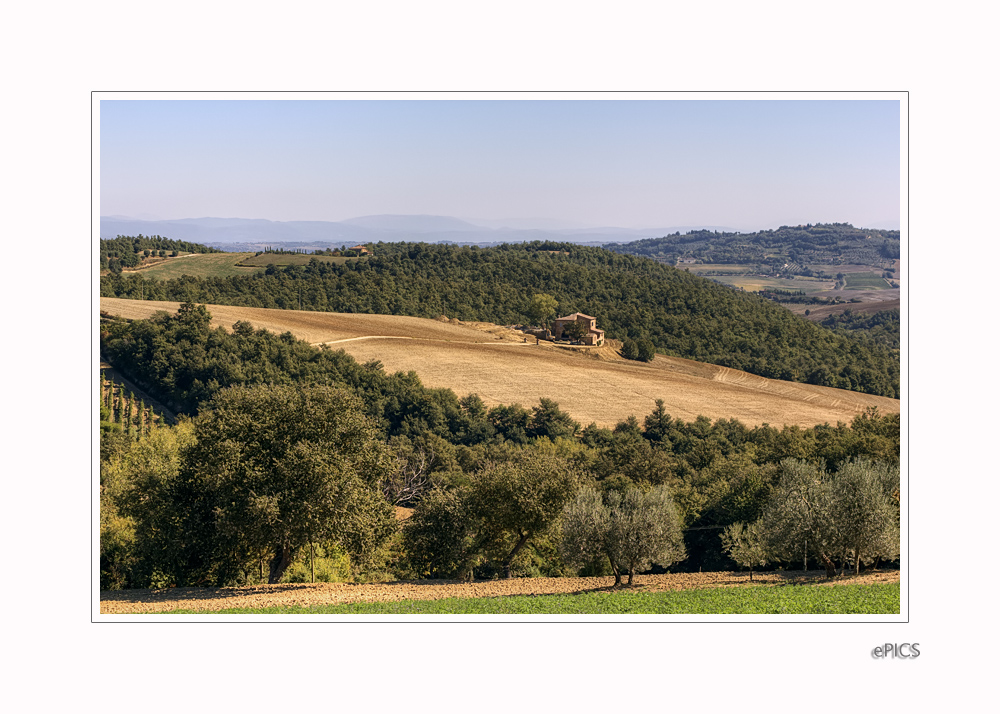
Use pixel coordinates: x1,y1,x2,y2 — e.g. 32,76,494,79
99,214,740,248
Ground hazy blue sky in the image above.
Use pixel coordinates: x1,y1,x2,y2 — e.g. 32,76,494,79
100,98,900,231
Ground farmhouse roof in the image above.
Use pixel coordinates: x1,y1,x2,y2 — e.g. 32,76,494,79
555,312,595,321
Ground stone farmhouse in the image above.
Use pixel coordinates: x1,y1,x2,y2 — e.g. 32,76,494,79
552,312,605,346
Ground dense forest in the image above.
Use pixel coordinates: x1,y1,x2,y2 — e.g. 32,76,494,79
100,305,900,588
100,240,899,398
818,308,900,350
607,223,901,274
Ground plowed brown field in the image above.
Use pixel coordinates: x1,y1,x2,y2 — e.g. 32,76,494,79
99,569,900,614
99,298,899,428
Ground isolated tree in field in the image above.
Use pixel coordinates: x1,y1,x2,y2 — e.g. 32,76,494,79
562,485,686,587
636,339,656,362
621,338,639,360
178,384,397,585
527,293,558,329
720,521,768,581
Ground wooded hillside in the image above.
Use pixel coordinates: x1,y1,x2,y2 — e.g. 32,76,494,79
100,241,899,398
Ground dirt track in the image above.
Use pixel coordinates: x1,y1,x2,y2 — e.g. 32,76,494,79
99,298,900,428
100,569,900,614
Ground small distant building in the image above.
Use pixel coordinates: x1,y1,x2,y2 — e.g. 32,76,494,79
552,312,605,346
348,245,371,255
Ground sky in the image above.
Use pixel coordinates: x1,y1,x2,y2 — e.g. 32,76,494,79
100,96,901,232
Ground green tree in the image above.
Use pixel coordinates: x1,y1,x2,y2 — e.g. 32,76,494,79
606,486,686,585
468,454,579,578
175,384,397,585
758,458,898,578
720,521,768,581
830,459,899,574
103,420,197,589
562,485,686,587
527,293,558,329
402,488,478,579
758,460,837,576
528,397,580,440
621,338,639,360
642,399,672,443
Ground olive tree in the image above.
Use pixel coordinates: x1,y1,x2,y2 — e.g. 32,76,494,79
561,485,686,587
758,458,899,577
830,459,899,574
758,459,840,577
720,521,768,581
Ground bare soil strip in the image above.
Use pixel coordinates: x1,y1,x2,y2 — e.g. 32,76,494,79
100,569,900,614
99,298,899,428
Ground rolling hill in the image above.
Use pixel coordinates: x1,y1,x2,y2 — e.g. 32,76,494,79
100,298,899,429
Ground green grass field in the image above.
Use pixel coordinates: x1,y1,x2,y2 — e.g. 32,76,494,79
133,253,261,280
131,252,362,280
164,582,899,615
687,264,756,273
844,273,890,289
707,274,835,294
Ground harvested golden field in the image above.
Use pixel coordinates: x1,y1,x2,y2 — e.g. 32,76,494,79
100,298,900,428
99,569,900,614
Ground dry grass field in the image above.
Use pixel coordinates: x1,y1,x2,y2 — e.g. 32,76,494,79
100,298,900,428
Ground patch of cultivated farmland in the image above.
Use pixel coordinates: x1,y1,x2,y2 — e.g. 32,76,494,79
100,298,900,429
706,274,835,293
845,273,891,289
132,253,261,280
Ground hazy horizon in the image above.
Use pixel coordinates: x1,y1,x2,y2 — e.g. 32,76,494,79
99,211,899,234
100,98,901,233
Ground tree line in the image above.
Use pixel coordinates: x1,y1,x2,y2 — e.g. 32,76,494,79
100,240,899,397
100,306,899,589
607,223,901,271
